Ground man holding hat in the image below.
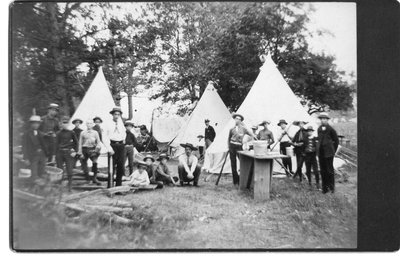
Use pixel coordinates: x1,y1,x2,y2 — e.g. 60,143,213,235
292,120,308,181
178,143,201,186
317,112,339,193
303,126,320,189
124,120,137,176
277,119,294,176
93,116,103,141
156,153,179,186
228,113,255,186
257,120,274,148
22,115,48,182
103,106,126,186
39,103,60,163
55,116,79,191
204,119,216,150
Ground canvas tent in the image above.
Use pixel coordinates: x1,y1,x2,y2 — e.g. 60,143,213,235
204,54,317,174
169,83,232,157
69,67,123,167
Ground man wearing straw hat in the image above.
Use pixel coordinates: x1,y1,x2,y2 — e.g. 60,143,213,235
228,113,255,186
22,115,48,182
178,143,202,186
257,120,274,149
103,106,126,186
316,112,339,194
156,153,179,186
277,119,294,176
39,103,60,163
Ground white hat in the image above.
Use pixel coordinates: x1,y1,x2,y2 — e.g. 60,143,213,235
29,115,41,122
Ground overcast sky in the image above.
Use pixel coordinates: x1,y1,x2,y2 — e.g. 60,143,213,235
307,2,357,77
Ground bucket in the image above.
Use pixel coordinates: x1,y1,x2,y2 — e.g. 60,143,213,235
45,166,63,183
285,146,294,157
253,141,270,156
18,168,31,178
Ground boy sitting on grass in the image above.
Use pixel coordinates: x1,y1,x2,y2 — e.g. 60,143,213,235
127,160,150,187
155,153,179,186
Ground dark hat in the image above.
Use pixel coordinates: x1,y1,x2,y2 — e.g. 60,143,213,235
232,113,244,121
157,153,170,161
47,103,59,110
140,125,147,130
61,116,70,123
259,120,271,126
197,135,204,139
72,118,83,124
109,106,123,115
93,116,103,123
318,112,330,119
29,115,41,122
277,119,288,126
137,160,148,168
180,143,198,151
306,126,314,131
292,120,308,126
204,119,210,123
124,120,134,127
143,154,155,162
251,125,258,130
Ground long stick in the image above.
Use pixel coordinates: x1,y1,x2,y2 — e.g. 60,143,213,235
215,151,229,186
270,123,293,151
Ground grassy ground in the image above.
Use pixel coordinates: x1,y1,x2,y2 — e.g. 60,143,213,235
13,158,357,250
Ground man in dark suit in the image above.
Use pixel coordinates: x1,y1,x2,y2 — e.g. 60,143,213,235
22,115,48,181
39,103,60,163
204,119,216,150
317,112,339,194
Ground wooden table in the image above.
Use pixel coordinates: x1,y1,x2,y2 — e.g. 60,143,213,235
238,150,288,201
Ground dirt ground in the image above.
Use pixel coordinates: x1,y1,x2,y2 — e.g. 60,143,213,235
13,157,357,250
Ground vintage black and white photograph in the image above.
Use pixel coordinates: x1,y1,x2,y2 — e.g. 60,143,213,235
10,1,357,250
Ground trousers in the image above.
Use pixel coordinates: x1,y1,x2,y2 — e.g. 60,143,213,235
124,145,134,175
280,142,292,173
294,153,305,180
43,136,56,162
178,165,201,185
229,143,242,185
318,149,335,193
111,143,125,186
305,152,320,185
30,149,46,180
56,149,74,185
80,147,99,178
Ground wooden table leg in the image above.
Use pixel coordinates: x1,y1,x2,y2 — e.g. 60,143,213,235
239,154,253,191
253,159,273,200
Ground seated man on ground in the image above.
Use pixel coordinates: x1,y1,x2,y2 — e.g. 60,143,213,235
178,143,201,187
143,154,163,188
155,153,179,186
127,160,150,187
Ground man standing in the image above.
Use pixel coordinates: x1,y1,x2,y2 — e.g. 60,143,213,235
124,120,137,176
292,121,308,181
22,115,48,182
104,107,126,187
39,103,60,163
178,143,201,187
55,116,79,191
204,119,216,150
136,125,151,152
228,113,255,186
93,116,103,141
277,119,294,176
72,118,83,140
317,112,339,194
257,120,274,148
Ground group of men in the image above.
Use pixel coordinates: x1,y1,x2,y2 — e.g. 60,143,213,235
228,112,339,194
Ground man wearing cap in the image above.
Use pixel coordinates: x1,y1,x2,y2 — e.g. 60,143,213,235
156,153,179,186
103,107,126,186
93,116,103,141
292,121,308,181
56,116,79,191
257,120,274,148
277,119,294,176
143,154,163,188
72,119,83,140
124,120,137,176
204,119,216,150
228,113,255,186
136,125,151,152
39,103,60,163
22,115,49,182
304,126,320,189
178,143,201,186
317,112,339,194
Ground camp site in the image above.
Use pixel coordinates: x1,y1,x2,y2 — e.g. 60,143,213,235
11,2,357,250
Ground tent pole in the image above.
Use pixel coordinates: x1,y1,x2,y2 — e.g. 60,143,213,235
215,151,229,186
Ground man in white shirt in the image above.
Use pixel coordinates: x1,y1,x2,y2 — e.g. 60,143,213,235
178,143,201,187
127,160,150,186
277,119,294,176
103,107,126,186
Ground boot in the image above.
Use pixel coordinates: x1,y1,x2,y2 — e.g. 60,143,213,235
92,163,101,185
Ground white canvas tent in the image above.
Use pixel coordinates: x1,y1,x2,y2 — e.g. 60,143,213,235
169,83,232,157
204,54,317,174
69,67,123,167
